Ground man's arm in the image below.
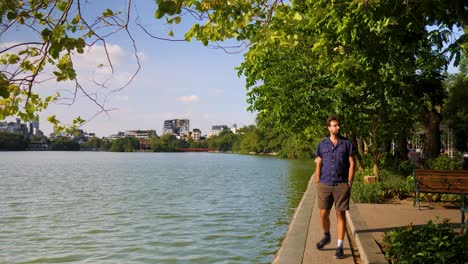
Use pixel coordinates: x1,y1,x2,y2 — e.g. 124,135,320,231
315,156,322,183
348,154,355,185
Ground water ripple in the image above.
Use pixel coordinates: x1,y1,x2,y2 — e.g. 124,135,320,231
0,152,312,264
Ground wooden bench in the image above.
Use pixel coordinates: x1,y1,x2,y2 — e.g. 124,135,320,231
413,169,468,231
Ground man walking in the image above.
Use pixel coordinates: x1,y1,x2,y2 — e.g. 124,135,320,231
314,116,355,259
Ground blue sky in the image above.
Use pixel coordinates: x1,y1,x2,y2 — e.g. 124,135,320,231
4,0,257,137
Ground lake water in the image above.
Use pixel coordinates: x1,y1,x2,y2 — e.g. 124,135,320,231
0,152,313,264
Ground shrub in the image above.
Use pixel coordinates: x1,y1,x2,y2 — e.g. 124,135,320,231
351,171,411,203
427,155,462,170
398,160,416,177
382,220,468,264
351,182,385,203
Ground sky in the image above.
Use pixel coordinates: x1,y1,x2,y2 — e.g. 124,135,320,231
3,1,257,137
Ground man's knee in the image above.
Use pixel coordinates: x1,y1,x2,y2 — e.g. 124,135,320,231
320,209,330,218
335,210,346,219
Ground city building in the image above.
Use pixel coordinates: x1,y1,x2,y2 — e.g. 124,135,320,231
207,125,229,138
125,129,157,139
163,119,190,137
48,129,96,144
192,128,201,141
230,124,238,134
108,131,126,140
0,118,30,136
28,120,43,137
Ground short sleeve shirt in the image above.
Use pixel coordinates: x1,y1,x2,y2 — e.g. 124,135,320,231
315,137,354,185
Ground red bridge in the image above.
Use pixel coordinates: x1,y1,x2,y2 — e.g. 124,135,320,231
176,148,215,152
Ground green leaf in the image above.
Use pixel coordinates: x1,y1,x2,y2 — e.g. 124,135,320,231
0,80,9,98
47,115,59,126
8,54,20,64
57,1,68,12
6,12,16,20
293,12,302,21
102,9,114,17
71,14,81,24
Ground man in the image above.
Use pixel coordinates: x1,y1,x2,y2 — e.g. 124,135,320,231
314,116,355,259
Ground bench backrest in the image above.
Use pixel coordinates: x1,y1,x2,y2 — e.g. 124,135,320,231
414,169,468,194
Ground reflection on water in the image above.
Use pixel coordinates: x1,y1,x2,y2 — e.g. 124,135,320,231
0,152,313,264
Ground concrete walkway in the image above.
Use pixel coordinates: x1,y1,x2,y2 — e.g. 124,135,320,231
272,175,355,264
272,175,463,264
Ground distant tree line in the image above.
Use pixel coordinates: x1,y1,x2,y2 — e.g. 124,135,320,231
79,124,315,158
0,131,29,150
2,63,466,161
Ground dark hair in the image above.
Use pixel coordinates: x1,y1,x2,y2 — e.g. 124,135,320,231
326,116,340,126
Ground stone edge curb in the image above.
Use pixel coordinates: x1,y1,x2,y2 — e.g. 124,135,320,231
272,174,389,264
272,175,316,264
346,201,389,264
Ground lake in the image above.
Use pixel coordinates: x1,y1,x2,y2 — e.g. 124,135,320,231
0,152,313,264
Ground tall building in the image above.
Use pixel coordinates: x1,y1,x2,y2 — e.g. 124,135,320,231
28,120,40,136
163,119,190,137
192,128,201,141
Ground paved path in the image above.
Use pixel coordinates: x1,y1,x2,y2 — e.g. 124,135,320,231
272,175,463,264
272,175,354,264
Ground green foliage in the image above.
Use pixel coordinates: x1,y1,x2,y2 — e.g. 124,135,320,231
443,56,468,151
0,131,29,150
49,138,80,151
278,134,314,159
151,134,179,152
398,161,417,177
382,220,468,264
204,131,240,152
427,155,463,170
80,137,111,151
110,137,140,152
351,182,386,204
1,1,134,128
155,0,466,175
351,171,411,203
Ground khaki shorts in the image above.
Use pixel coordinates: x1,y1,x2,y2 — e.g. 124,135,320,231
317,182,351,211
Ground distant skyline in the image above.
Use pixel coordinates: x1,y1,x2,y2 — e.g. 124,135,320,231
2,1,256,138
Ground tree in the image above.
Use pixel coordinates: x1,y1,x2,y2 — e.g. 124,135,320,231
443,51,468,151
109,137,139,152
155,0,467,174
49,137,80,150
0,131,28,150
1,1,141,130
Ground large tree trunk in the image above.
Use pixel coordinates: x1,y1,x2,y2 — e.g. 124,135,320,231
422,109,442,161
348,132,364,172
394,128,409,161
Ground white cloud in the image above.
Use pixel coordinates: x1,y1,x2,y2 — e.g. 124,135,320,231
73,44,125,68
113,95,129,101
176,95,200,103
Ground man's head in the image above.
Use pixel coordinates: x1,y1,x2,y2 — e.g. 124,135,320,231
327,116,340,136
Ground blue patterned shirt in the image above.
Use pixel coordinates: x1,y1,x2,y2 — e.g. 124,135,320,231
315,137,354,185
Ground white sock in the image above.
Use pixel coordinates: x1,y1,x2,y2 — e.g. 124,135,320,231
337,240,343,248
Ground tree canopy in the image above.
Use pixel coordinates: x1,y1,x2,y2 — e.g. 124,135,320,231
156,0,467,172
0,0,141,130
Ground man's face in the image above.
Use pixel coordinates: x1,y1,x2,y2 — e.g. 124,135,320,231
328,120,340,136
